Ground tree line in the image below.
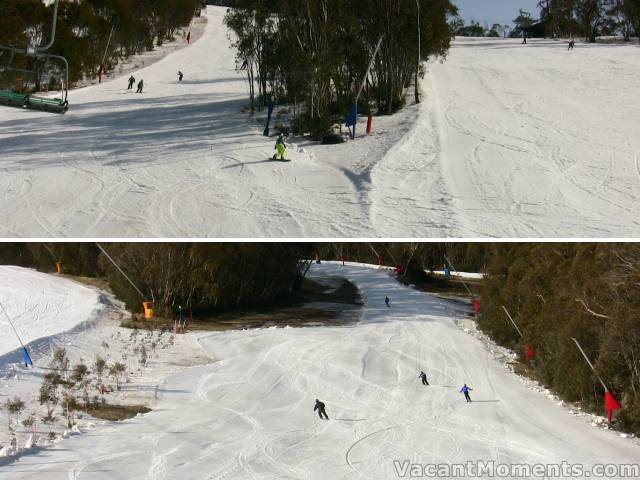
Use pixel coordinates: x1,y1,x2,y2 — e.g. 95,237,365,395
0,242,488,317
0,243,312,318
223,0,457,138
480,243,640,434
534,0,639,42
450,1,640,42
0,0,204,90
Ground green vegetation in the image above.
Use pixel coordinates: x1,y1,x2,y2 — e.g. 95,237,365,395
0,243,313,318
480,243,640,433
224,0,458,137
0,0,205,90
450,1,640,42
539,0,640,42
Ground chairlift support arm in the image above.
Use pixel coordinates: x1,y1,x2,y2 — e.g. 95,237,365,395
36,0,61,53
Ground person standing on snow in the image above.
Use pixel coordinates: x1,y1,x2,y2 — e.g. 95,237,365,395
127,76,136,90
460,384,473,402
136,79,144,93
314,399,329,420
385,296,390,308
178,71,184,82
273,133,287,160
568,40,575,51
419,371,429,386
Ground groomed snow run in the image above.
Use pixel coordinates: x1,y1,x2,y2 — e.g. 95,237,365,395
2,9,639,237
0,266,102,358
426,37,640,237
2,263,638,479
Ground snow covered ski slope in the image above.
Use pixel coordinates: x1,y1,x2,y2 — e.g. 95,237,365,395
0,6,414,238
2,263,638,479
1,8,639,237
426,37,640,237
0,266,102,359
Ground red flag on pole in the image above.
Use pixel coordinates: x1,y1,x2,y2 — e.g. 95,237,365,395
524,345,536,363
604,391,621,423
473,299,480,321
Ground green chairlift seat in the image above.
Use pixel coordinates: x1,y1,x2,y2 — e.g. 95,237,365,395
0,91,68,114
0,91,29,108
25,94,68,114
0,0,69,115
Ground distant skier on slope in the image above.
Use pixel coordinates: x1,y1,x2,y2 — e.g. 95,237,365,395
522,33,527,44
419,371,429,386
178,71,184,82
273,133,287,161
385,296,391,307
460,384,473,402
136,79,144,93
127,76,136,90
314,399,329,420
568,40,575,51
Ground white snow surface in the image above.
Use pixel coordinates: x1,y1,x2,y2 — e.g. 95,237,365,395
2,263,638,479
432,270,484,280
428,37,640,237
2,9,639,237
0,269,209,452
0,266,102,358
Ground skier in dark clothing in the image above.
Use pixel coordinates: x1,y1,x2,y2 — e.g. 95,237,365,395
136,79,144,93
385,296,390,308
522,33,527,44
314,399,329,420
568,40,575,51
127,76,135,90
460,384,473,402
419,371,429,386
178,71,184,82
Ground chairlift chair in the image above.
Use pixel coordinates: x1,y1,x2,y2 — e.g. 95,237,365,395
0,0,69,114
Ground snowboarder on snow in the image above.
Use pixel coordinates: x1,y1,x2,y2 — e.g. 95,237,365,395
385,296,390,308
568,40,575,51
460,384,473,402
136,79,144,93
178,71,184,82
127,76,136,90
273,133,287,160
419,371,429,386
314,399,329,420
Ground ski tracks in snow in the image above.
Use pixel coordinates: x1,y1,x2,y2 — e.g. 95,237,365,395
431,38,640,236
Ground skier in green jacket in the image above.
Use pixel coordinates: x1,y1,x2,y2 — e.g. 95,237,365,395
273,134,287,161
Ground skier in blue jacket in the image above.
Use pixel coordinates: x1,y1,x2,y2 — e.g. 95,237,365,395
460,384,473,402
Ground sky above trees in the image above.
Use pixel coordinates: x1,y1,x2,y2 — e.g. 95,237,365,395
453,0,540,27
